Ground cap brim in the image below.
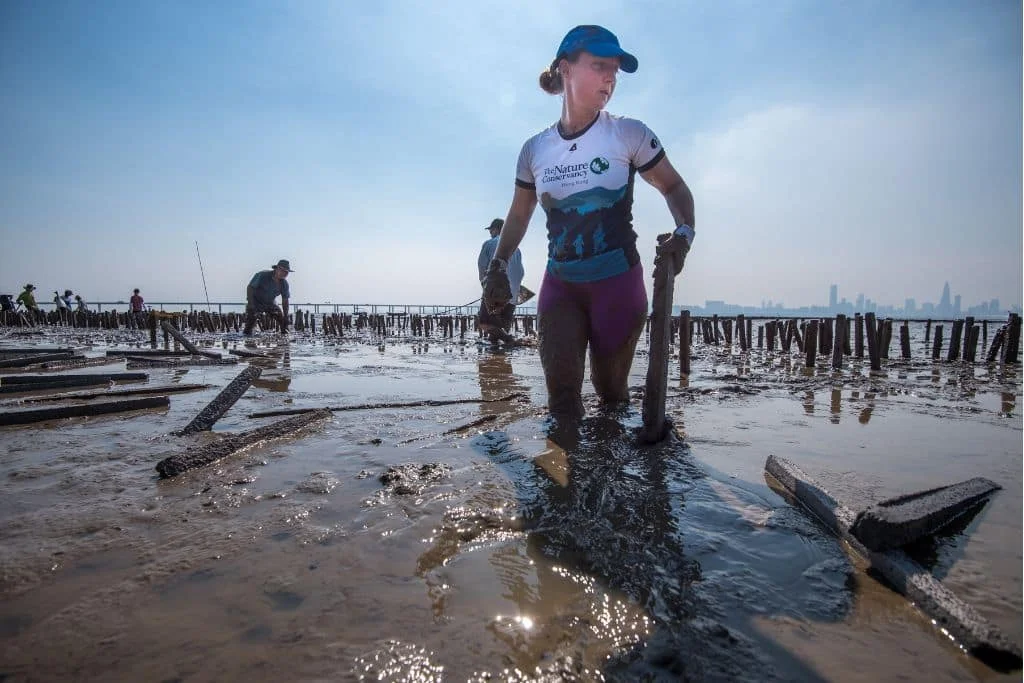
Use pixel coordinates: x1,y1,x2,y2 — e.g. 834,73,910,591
585,43,638,73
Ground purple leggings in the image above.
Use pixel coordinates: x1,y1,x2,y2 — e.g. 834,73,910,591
537,264,648,357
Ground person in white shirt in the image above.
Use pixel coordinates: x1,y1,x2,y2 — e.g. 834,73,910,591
481,25,696,418
477,218,524,344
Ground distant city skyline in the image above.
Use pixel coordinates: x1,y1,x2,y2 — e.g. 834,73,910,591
679,281,1019,319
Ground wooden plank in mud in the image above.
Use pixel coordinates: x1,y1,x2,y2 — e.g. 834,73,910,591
157,409,332,478
176,365,262,435
158,321,222,359
21,383,212,403
1,372,148,385
0,347,75,356
20,356,122,372
850,477,1001,551
246,392,529,419
764,455,1021,672
0,396,170,427
228,348,274,358
0,352,75,368
105,349,194,357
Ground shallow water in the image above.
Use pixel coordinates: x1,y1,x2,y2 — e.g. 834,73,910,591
0,324,1020,682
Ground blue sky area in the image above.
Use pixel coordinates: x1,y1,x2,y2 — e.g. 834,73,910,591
1,0,1021,309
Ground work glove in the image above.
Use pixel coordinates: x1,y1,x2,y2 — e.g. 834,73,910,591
655,225,694,276
482,257,512,314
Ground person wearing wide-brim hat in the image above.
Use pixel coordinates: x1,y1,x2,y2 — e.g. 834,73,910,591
481,24,696,418
244,259,294,335
16,283,38,311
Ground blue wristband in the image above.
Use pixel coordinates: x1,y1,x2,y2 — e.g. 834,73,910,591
673,224,695,244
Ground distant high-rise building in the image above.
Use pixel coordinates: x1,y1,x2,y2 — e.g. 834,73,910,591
990,298,1000,313
829,284,838,311
939,282,951,314
904,298,916,313
954,294,961,315
856,293,864,311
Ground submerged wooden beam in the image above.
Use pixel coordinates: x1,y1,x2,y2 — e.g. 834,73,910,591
246,392,529,419
177,365,262,435
765,455,1021,672
0,396,169,427
157,408,332,478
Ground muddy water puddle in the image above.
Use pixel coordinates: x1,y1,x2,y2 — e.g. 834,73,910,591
0,328,1020,681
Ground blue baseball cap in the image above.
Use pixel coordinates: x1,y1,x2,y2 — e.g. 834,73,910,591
556,25,638,73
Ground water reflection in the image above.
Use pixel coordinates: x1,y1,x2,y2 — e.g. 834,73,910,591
1001,392,1015,417
476,352,527,418
249,352,292,393
830,389,841,424
859,393,876,424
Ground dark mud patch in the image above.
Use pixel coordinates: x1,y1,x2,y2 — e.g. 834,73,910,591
378,462,452,496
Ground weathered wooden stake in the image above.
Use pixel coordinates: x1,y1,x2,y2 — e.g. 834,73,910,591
680,310,691,376
0,396,170,427
965,325,980,363
805,319,819,368
865,313,880,371
932,325,944,360
177,365,263,435
1003,314,1022,364
851,313,860,358
158,409,332,478
962,317,975,361
832,315,847,370
947,319,964,362
899,322,911,360
642,235,687,443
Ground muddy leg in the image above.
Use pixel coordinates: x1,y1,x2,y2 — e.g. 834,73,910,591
590,312,646,407
538,301,589,418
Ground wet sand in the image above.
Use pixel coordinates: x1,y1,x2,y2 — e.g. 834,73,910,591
0,325,1020,682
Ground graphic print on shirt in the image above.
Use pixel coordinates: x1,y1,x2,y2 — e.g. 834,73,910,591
516,112,665,282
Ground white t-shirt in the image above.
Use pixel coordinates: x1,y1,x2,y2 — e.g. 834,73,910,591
515,111,665,283
478,236,524,303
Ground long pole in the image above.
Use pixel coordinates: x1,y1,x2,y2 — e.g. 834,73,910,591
195,241,212,313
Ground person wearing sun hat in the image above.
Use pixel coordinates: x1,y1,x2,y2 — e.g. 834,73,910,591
244,259,293,335
481,24,696,417
16,283,38,311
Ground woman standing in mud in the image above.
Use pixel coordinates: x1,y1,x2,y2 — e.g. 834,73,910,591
483,25,696,417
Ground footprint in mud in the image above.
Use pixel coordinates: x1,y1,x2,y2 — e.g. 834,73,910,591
265,588,305,611
240,623,273,643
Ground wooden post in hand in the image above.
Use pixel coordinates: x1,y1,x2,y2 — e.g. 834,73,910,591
642,234,688,443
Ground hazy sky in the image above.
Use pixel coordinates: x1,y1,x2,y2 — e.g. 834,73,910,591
1,0,1021,309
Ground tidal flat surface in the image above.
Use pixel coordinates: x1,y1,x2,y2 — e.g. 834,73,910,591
0,325,1020,682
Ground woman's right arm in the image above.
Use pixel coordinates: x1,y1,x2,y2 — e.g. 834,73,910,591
493,186,538,262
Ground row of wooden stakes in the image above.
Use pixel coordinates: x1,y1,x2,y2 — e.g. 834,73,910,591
672,312,1022,374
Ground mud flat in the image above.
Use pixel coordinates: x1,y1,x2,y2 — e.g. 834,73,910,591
0,327,1019,681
